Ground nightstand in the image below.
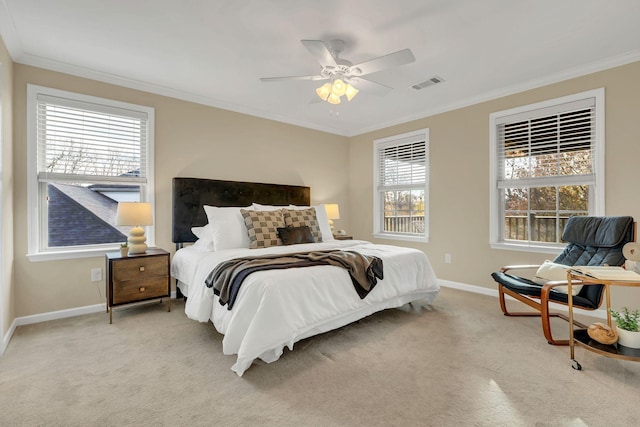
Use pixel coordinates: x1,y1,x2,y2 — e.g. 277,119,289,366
334,235,353,240
105,248,171,323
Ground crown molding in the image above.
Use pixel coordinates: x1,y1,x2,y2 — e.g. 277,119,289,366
5,18,639,140
0,0,22,58
349,50,640,137
15,52,349,137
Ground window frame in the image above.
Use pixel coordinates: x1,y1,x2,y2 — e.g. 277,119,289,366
26,85,155,262
489,88,605,253
0,64,4,354
373,128,430,243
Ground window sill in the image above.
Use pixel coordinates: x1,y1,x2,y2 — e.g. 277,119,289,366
490,241,565,255
372,232,429,243
28,246,123,262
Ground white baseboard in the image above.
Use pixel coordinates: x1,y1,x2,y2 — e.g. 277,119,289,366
15,303,107,327
1,318,17,356
0,303,105,355
2,284,604,356
13,290,179,329
438,279,608,320
439,279,498,297
1,292,180,353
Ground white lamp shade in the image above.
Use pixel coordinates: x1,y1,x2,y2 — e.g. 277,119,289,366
325,204,340,220
116,202,153,254
116,202,153,226
345,84,359,101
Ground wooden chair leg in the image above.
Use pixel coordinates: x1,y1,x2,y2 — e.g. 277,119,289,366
539,288,588,346
498,284,509,315
499,285,544,316
500,284,590,346
540,309,568,345
539,288,564,345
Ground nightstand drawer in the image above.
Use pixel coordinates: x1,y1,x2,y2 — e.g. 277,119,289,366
112,276,168,304
105,248,171,323
112,256,167,282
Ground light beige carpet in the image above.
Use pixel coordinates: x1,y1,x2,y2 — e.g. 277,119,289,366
1,287,640,426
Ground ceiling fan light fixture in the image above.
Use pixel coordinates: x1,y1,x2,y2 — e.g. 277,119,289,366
331,78,347,96
327,93,341,105
263,39,415,106
345,84,359,101
316,80,358,104
316,83,332,100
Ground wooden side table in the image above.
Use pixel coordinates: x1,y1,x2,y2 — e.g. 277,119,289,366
105,248,171,323
568,272,640,370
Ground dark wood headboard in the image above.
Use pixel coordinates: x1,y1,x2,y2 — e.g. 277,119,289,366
172,177,311,243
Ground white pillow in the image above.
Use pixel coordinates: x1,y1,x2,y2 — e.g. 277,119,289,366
203,205,253,250
191,224,209,239
534,260,582,295
191,224,214,251
287,204,334,242
192,237,213,251
252,203,288,211
313,205,335,242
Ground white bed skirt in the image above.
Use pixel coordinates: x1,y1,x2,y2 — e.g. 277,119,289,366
172,240,440,376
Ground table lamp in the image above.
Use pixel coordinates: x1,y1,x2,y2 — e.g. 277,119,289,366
325,203,340,234
116,202,153,254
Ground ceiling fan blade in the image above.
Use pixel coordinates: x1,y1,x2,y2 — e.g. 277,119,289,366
350,48,415,76
350,77,393,96
301,40,337,67
260,75,327,82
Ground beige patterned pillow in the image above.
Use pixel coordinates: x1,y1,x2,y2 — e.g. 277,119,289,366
282,208,323,243
240,209,285,249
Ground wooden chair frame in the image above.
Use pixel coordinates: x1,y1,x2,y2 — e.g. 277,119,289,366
496,220,634,346
497,265,603,345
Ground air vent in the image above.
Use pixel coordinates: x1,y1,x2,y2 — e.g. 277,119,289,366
411,76,444,90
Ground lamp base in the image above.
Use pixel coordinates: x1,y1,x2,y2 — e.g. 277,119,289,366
128,226,147,254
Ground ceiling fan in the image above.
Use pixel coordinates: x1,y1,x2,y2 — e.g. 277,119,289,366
260,39,415,104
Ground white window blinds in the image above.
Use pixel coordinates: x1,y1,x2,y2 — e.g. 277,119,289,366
377,137,427,189
36,93,148,184
496,97,595,189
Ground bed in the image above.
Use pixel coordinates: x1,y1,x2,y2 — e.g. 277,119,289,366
171,177,440,376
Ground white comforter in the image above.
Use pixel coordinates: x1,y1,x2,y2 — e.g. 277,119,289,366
171,240,439,376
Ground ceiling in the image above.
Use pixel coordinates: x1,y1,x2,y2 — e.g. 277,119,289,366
1,0,639,137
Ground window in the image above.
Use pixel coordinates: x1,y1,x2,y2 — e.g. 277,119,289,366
490,89,604,252
373,129,429,242
27,85,155,261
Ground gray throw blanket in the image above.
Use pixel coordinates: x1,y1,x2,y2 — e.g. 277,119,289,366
205,250,384,309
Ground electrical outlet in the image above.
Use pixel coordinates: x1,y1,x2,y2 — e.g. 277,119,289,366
444,253,452,264
91,268,102,282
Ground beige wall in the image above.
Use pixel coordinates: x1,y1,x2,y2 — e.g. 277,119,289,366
7,58,640,318
348,61,640,308
1,35,14,344
12,64,349,317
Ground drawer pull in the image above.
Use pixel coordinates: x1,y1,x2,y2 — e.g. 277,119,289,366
139,266,145,272
139,287,146,292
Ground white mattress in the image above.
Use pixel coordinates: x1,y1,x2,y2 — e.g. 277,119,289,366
171,245,211,297
171,240,440,376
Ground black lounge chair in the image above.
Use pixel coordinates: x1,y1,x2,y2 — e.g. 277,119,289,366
491,216,634,345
